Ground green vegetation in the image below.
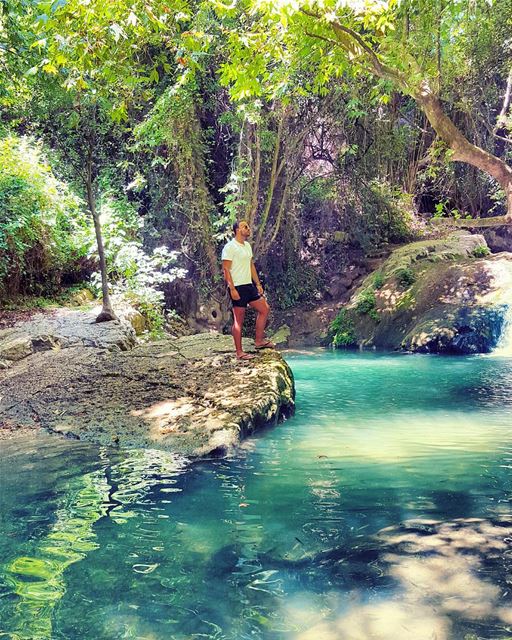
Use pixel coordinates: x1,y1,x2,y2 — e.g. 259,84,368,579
395,289,416,311
267,249,320,310
0,286,91,312
0,136,89,297
0,0,509,323
355,289,379,322
396,268,416,288
329,309,357,348
110,245,185,334
353,271,389,323
216,0,512,220
472,245,492,258
88,193,186,332
372,272,385,290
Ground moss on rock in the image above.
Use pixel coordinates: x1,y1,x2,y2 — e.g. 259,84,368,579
331,232,512,353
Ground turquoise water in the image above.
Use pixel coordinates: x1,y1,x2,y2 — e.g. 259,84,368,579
1,350,512,640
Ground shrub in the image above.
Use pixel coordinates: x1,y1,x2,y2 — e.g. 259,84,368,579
472,245,490,258
372,271,385,289
90,242,187,334
329,309,357,347
0,135,89,296
346,180,415,250
355,289,379,321
395,267,416,287
265,248,320,311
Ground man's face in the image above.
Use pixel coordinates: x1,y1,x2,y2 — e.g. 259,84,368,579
239,221,251,238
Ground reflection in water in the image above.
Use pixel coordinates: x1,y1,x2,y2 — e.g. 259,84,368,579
0,447,186,639
3,469,110,639
1,351,512,639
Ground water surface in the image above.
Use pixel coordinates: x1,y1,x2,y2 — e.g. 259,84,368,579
1,350,512,639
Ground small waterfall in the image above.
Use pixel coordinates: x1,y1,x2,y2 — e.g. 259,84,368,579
494,305,512,355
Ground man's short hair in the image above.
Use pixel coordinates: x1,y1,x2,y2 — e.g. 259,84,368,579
233,221,240,234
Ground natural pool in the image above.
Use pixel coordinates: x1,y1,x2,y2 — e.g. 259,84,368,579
1,350,512,640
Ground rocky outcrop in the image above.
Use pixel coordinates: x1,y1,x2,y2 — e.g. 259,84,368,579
0,308,137,370
269,261,370,348
334,231,512,354
271,305,340,347
0,311,295,455
164,278,231,333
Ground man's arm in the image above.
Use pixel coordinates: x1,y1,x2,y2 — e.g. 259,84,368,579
222,260,240,300
251,260,264,295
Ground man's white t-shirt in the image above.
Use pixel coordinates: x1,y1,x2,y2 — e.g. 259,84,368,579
221,239,253,286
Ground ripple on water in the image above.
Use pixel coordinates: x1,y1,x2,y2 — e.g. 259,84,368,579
2,352,512,639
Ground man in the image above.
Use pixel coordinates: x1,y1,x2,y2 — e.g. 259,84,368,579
222,220,275,360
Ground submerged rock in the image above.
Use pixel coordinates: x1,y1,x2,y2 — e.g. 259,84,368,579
334,231,512,353
0,316,295,456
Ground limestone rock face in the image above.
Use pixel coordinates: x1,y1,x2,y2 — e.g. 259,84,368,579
338,231,512,354
273,306,339,347
67,288,95,306
0,323,295,455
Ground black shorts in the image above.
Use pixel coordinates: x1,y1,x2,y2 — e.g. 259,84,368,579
230,283,261,308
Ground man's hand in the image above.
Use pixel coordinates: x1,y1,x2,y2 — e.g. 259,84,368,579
256,283,264,296
230,287,241,301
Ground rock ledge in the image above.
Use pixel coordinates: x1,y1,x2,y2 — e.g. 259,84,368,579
0,312,295,456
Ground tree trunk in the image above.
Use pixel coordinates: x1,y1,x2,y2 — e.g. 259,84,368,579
414,81,512,220
254,111,286,255
326,22,512,220
168,101,219,280
86,178,117,323
246,122,261,228
496,68,512,130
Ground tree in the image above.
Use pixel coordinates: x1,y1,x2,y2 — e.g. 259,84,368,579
214,0,512,221
135,82,222,280
221,98,342,258
10,0,186,318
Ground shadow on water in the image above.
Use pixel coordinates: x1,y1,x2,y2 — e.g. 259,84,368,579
289,517,512,640
191,511,512,640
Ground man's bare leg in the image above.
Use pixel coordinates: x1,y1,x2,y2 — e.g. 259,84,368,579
249,297,274,348
232,306,254,359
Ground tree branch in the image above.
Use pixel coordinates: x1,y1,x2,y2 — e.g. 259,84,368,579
301,8,410,90
331,22,408,88
495,133,512,145
304,30,339,48
255,110,286,251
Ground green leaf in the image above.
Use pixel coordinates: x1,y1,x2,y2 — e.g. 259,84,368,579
30,38,47,49
42,62,58,74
